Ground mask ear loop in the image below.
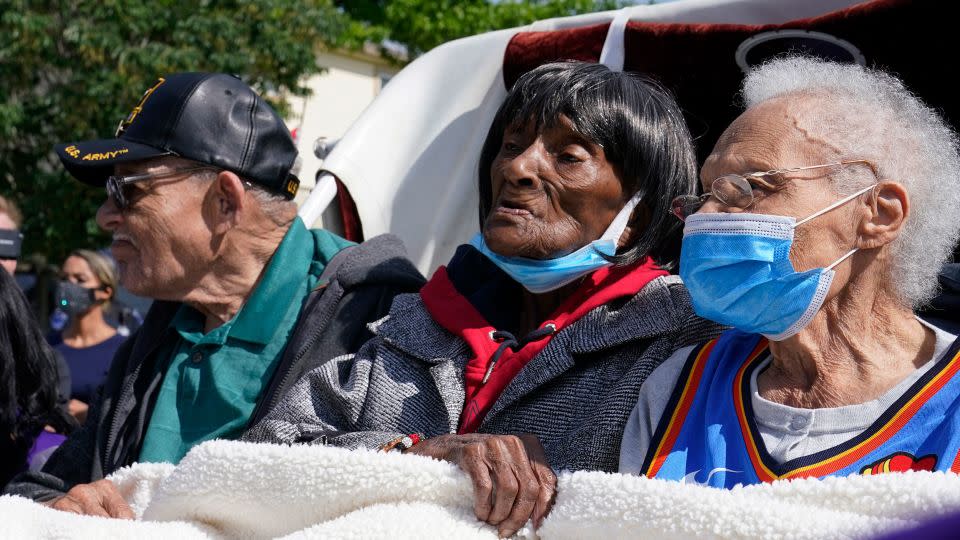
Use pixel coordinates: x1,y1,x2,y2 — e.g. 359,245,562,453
794,183,877,227
825,247,858,271
821,185,878,271
599,191,644,243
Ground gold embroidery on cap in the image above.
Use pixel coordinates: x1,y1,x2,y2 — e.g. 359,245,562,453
286,179,299,196
81,149,129,161
65,145,80,159
116,77,166,136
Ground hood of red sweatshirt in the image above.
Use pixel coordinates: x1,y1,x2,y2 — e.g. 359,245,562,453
420,244,668,433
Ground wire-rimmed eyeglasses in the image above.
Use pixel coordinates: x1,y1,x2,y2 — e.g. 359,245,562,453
670,159,878,221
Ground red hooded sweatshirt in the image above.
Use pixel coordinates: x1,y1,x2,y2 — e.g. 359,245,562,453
420,245,667,433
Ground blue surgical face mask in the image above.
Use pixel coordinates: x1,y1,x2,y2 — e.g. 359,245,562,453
679,184,874,340
470,192,643,294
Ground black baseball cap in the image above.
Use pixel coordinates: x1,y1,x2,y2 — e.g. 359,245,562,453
55,73,300,199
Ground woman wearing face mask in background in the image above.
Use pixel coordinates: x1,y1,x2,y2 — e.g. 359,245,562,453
48,250,124,424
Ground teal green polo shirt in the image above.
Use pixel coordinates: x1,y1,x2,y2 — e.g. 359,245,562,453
138,217,353,464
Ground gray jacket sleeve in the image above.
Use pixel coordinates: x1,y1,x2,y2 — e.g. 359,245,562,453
242,336,409,450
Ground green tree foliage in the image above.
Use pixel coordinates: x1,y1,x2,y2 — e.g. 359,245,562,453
0,0,628,264
338,0,629,60
0,0,348,264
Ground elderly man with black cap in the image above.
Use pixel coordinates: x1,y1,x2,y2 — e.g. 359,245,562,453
4,73,424,517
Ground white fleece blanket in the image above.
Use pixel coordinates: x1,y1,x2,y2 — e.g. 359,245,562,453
3,440,959,539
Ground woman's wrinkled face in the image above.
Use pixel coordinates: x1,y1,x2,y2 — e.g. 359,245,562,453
483,115,626,259
698,98,867,275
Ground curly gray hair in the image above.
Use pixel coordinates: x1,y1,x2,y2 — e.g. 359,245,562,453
742,56,960,308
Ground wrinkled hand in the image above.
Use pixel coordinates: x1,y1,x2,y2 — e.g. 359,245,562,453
44,479,134,519
405,433,556,537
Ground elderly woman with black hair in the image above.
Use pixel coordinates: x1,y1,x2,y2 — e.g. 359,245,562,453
245,61,719,536
620,57,960,488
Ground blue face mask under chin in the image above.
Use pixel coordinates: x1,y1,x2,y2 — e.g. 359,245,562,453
679,184,875,341
471,191,643,294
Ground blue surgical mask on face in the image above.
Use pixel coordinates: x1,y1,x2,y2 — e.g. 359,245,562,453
679,184,874,340
470,192,643,294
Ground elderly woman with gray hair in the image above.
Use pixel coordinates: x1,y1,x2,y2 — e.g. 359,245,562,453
620,56,960,487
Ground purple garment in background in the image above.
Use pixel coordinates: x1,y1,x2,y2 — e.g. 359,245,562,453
26,430,66,472
874,511,960,540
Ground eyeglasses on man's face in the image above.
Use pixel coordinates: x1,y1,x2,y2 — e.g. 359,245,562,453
670,159,877,222
105,166,214,210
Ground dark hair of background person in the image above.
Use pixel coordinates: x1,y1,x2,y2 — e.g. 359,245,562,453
0,269,75,486
477,61,698,270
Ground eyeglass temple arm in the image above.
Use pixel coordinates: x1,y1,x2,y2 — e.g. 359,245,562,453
113,166,214,186
749,160,877,179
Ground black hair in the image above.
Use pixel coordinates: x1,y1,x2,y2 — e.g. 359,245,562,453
478,61,697,269
0,270,75,483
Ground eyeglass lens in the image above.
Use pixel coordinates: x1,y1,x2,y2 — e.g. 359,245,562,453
671,196,702,220
713,175,753,208
670,174,756,221
106,177,128,209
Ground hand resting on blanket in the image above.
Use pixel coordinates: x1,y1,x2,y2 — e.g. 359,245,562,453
405,433,556,538
44,478,134,519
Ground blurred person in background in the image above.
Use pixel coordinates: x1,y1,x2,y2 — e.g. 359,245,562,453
0,269,76,488
48,250,125,425
0,195,71,408
0,195,24,276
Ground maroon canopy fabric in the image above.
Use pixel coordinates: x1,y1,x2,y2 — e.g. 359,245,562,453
504,0,951,165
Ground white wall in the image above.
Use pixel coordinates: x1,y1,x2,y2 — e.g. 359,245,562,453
286,51,398,216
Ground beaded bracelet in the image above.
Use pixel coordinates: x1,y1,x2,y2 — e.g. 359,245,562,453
380,433,423,452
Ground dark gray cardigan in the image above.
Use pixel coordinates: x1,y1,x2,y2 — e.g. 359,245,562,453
244,275,722,472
